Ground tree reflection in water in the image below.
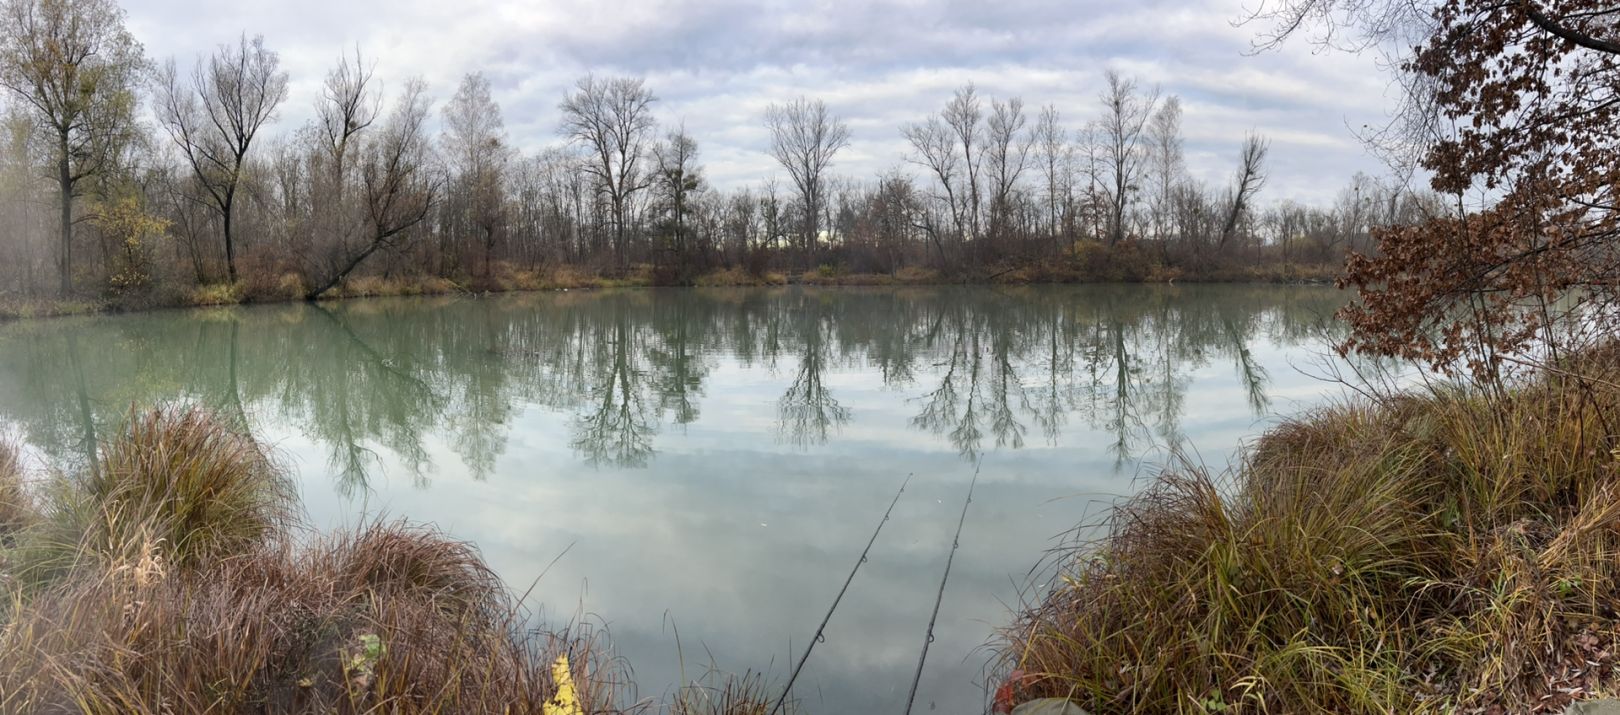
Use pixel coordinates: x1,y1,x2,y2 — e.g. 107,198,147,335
0,285,1349,487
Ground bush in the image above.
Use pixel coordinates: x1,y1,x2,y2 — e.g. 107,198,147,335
240,271,308,302
188,282,243,306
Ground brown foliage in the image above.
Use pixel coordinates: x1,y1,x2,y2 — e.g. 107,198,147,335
1337,1,1620,376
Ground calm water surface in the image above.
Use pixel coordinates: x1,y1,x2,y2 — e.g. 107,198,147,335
0,285,1356,713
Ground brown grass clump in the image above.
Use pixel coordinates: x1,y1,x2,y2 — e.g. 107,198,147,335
672,670,780,715
999,351,1620,714
35,408,297,576
321,521,507,627
0,406,625,713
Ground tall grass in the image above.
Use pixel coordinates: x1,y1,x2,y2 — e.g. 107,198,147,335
0,407,626,713
14,409,295,586
1000,348,1620,714
0,440,31,539
671,670,778,715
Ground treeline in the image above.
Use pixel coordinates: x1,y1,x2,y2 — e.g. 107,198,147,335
0,0,1444,305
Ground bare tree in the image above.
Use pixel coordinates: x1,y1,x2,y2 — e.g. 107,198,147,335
442,72,508,277
1219,133,1269,250
902,115,964,263
155,33,288,283
764,96,850,268
309,48,378,264
760,176,783,253
1097,70,1158,245
1075,122,1104,241
903,85,1016,263
985,96,1031,246
1033,105,1070,250
1146,95,1184,248
306,78,437,299
942,84,983,238
559,74,657,271
317,48,378,179
0,0,143,295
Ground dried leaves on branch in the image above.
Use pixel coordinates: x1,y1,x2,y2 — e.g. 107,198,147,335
1327,1,1620,376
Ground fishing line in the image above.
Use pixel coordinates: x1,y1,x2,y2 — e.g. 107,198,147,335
903,460,980,715
769,473,913,715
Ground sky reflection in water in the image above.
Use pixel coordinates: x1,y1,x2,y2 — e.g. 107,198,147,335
0,285,1360,713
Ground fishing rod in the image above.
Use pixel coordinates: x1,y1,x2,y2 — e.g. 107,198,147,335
770,473,913,715
902,462,980,715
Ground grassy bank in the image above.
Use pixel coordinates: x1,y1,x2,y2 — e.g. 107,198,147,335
998,347,1620,713
0,254,1340,323
0,408,773,714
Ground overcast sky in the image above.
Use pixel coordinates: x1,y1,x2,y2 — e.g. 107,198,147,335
121,0,1401,205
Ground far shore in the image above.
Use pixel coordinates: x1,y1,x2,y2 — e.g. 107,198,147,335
0,259,1342,323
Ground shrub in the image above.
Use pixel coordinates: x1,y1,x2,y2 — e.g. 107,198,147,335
188,282,242,306
893,266,940,284
695,267,748,287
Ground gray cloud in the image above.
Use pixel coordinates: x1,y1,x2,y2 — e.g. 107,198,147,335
122,0,1396,205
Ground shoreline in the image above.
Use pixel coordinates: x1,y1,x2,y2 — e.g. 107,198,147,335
0,261,1341,323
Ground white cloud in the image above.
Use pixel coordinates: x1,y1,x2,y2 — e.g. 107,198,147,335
120,0,1398,204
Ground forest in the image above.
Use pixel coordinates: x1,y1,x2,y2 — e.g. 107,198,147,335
0,0,1445,310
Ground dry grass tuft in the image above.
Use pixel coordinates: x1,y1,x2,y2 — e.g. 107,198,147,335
0,406,628,713
1000,350,1620,714
672,670,782,715
321,521,507,626
48,408,296,575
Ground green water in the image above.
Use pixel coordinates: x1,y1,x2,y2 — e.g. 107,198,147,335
0,284,1354,712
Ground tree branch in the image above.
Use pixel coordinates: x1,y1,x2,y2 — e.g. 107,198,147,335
1523,1,1620,55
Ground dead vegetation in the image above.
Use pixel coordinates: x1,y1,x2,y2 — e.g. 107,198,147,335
1001,347,1620,713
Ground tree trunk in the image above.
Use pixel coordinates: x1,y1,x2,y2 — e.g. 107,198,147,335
223,198,238,283
57,130,73,297
306,239,383,300
484,225,494,279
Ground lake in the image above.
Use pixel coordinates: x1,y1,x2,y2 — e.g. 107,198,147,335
0,284,1357,713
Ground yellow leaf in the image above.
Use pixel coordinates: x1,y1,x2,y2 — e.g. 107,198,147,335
543,654,583,715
